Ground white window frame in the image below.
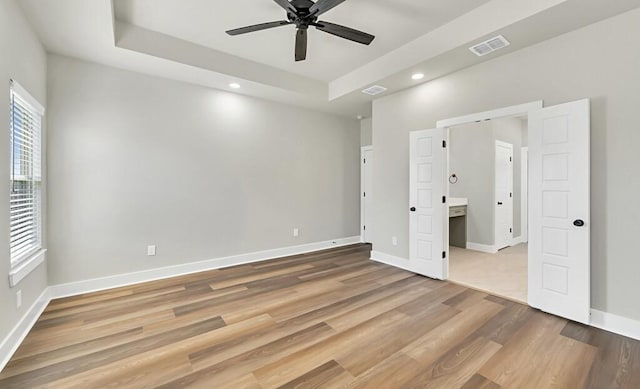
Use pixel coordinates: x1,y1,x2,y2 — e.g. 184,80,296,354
9,80,45,277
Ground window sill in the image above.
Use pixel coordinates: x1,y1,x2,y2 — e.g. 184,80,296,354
9,249,46,287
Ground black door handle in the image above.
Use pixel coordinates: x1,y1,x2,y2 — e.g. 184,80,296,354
574,219,585,227
497,202,503,205
410,207,416,212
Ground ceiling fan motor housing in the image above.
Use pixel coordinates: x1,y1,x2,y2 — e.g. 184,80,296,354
288,0,318,29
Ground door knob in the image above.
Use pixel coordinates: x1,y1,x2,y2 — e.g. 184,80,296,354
573,219,585,227
497,202,503,205
410,207,416,212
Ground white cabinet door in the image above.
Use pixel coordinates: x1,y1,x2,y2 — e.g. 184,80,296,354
529,99,590,324
409,128,447,279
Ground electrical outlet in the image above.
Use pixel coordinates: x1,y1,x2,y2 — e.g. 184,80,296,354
147,245,156,256
16,290,22,309
392,236,398,246
293,228,299,237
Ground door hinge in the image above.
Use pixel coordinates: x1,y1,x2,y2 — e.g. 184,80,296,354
363,192,366,197
442,251,447,259
510,192,513,198
442,196,447,204
510,228,513,233
442,140,447,148
363,225,366,231
510,156,512,162
363,158,366,164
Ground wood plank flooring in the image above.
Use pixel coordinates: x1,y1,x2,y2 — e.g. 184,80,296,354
2,244,639,388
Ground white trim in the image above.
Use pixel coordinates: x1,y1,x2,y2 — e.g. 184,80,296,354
521,147,529,243
10,79,45,114
9,250,47,287
361,146,373,243
436,101,542,128
510,236,525,247
0,288,50,372
590,309,640,341
465,242,499,254
370,251,413,272
49,236,361,299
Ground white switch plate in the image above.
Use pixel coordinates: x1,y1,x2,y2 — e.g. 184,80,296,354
16,290,22,309
392,236,398,246
293,228,299,237
147,245,156,256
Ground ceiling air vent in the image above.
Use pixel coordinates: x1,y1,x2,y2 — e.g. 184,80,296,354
362,85,388,96
469,35,510,57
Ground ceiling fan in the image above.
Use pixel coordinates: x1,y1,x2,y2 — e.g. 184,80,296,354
226,0,375,62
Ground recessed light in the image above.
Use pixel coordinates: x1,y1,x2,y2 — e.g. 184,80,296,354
229,83,241,89
412,73,425,80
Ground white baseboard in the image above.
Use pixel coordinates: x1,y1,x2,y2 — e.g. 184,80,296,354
510,236,525,246
370,251,413,272
0,288,50,372
49,236,361,299
465,242,498,254
590,309,640,341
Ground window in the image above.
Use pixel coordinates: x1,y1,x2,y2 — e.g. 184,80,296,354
9,80,44,267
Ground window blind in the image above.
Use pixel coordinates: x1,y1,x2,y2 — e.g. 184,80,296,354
9,81,43,266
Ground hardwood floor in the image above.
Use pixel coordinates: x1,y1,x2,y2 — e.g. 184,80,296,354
1,244,639,388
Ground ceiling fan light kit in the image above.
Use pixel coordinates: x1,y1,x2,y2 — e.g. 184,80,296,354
226,0,375,62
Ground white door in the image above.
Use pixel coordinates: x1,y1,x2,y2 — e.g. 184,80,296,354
409,128,447,279
361,147,373,243
521,147,529,243
495,141,514,250
529,99,590,324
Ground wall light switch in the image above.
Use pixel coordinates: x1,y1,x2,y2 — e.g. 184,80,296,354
293,228,299,237
16,290,22,309
392,236,398,246
147,245,156,256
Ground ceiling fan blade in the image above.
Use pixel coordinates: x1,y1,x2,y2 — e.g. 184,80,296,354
295,29,307,61
273,0,297,13
309,0,346,16
314,21,375,45
226,21,291,36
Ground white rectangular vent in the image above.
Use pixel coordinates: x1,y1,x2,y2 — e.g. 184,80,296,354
469,35,510,57
362,85,387,96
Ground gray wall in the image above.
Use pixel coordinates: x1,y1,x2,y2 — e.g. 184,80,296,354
360,118,372,147
0,0,48,338
450,117,523,246
449,121,494,246
47,55,361,285
371,8,640,321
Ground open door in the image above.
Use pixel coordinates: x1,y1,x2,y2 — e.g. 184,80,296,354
495,140,514,250
529,99,590,324
409,128,447,279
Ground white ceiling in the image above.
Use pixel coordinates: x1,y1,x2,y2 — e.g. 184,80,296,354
113,0,491,82
16,0,640,118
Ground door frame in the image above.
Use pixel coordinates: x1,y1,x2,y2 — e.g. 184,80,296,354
521,146,529,243
436,101,543,304
361,146,373,243
494,140,514,251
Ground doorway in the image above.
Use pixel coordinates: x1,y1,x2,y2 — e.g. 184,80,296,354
407,99,591,324
446,117,528,303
